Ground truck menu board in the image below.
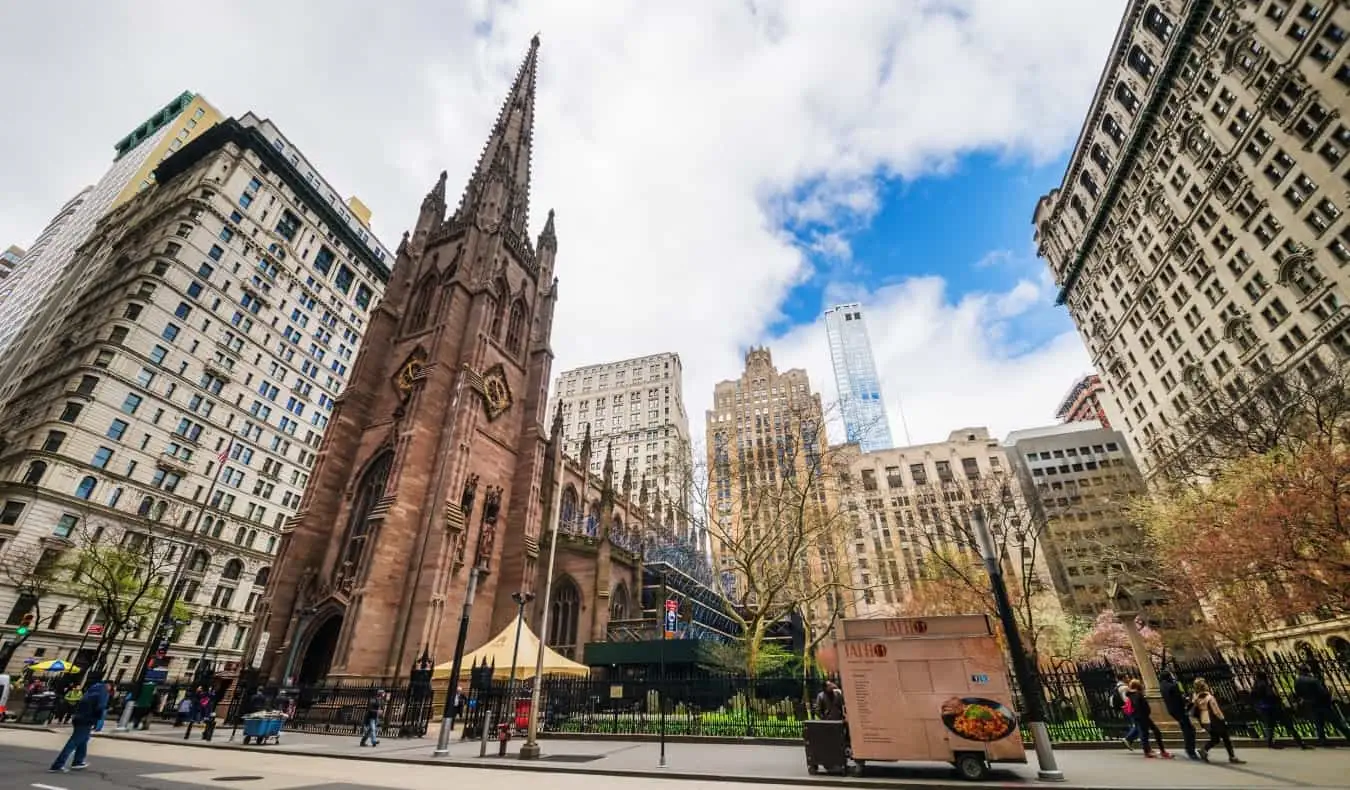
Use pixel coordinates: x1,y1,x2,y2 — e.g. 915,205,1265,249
837,615,1027,765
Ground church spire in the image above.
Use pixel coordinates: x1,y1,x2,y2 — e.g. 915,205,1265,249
538,208,557,251
453,36,540,236
601,441,614,491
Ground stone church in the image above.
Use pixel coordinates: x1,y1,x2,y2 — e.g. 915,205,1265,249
251,38,679,683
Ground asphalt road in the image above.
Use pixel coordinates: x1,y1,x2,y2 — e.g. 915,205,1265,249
0,741,386,790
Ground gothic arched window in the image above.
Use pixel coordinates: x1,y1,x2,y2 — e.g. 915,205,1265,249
505,298,526,353
1128,46,1155,80
1143,5,1173,43
587,500,601,536
407,275,435,332
189,550,211,573
610,583,630,621
138,496,154,517
1102,115,1126,147
547,577,581,658
489,277,509,338
255,566,271,587
75,476,97,500
339,451,393,571
560,485,578,532
1115,82,1140,115
22,461,46,485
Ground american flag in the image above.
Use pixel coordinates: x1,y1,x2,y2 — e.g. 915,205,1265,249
217,437,233,465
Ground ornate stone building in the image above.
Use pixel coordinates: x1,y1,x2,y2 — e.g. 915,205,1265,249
251,38,679,682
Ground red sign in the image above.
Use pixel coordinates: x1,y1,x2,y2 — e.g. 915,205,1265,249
665,599,678,612
87,624,104,635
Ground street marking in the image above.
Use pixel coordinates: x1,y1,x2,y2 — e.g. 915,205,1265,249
32,783,69,790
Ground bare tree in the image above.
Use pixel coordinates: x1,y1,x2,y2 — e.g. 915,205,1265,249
687,401,866,676
900,475,1063,660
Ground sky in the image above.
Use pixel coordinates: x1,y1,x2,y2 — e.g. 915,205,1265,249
0,0,1124,450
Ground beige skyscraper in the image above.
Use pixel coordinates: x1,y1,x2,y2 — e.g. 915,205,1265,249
0,114,391,680
1034,0,1350,477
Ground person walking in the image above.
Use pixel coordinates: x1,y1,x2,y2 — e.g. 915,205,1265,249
1294,664,1349,746
49,677,109,773
92,682,114,734
1126,679,1172,758
814,680,846,721
1114,675,1140,750
1192,678,1244,764
1252,670,1309,749
360,690,384,747
1159,671,1199,760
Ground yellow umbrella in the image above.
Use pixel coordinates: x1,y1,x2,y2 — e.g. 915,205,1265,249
29,659,80,674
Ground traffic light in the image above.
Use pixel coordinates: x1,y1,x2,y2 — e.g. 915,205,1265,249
15,612,35,638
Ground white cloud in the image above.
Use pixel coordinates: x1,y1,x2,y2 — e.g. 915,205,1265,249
772,276,1092,447
0,0,1123,451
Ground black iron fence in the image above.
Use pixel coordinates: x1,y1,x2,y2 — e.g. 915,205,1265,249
70,646,1345,744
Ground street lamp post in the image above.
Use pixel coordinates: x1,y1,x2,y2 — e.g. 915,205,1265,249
658,570,668,768
433,484,501,757
508,591,535,692
970,507,1064,783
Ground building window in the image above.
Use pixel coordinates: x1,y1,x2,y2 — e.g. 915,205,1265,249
121,393,143,414
334,265,354,294
0,501,26,526
53,514,79,539
314,246,335,274
22,461,47,485
42,431,67,452
107,419,128,441
59,402,83,423
546,576,581,659
91,448,114,469
74,476,97,500
506,299,526,353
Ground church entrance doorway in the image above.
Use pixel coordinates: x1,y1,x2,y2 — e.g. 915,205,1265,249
298,615,342,685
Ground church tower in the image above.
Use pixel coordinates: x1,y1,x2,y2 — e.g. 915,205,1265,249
254,36,560,682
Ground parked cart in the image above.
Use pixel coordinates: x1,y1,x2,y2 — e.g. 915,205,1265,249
241,712,285,745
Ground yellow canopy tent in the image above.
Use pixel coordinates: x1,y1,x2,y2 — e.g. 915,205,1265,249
433,619,589,681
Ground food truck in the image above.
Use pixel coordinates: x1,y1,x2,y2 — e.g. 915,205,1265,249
833,614,1027,781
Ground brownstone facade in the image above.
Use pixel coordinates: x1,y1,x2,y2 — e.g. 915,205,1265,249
251,38,650,682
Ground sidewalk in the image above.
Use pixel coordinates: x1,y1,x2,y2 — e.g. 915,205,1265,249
101,724,1350,788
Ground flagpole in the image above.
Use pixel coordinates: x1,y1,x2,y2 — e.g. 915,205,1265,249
124,436,234,697
520,424,589,759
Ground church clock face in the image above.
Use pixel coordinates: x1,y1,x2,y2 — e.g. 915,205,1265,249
482,368,513,421
397,358,422,395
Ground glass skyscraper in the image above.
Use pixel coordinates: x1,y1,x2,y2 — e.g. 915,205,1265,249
824,302,894,452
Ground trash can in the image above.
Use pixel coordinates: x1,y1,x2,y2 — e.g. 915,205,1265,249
803,719,849,775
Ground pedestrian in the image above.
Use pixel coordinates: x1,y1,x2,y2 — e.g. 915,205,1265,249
49,676,109,773
176,694,193,726
1192,678,1244,764
1113,675,1140,750
1159,671,1199,760
814,680,846,721
1126,679,1172,758
1252,670,1309,750
360,690,384,747
245,687,268,716
453,686,465,721
1294,664,1349,746
92,682,114,734
59,685,82,724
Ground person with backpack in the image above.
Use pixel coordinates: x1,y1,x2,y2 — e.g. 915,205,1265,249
49,676,109,773
360,689,384,747
1113,676,1140,750
1126,679,1172,758
1192,678,1244,764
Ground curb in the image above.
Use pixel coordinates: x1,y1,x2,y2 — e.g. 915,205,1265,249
91,732,1270,790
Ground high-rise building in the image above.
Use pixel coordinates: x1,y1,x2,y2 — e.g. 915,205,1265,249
836,427,1057,619
1004,421,1159,617
824,303,895,452
1034,0,1350,477
0,92,225,413
0,112,392,680
1055,374,1112,429
705,347,846,624
0,245,24,288
551,353,693,514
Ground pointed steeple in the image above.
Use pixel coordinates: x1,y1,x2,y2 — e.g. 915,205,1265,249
601,441,614,491
538,208,557,251
580,422,592,469
638,475,649,511
621,458,632,500
550,400,563,441
453,36,540,236
413,171,448,251
424,170,448,211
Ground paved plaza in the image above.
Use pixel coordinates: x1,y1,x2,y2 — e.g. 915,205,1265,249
4,722,1350,789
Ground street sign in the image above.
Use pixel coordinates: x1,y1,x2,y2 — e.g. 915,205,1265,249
145,668,168,683
665,599,678,612
87,624,104,635
663,610,677,638
251,631,270,669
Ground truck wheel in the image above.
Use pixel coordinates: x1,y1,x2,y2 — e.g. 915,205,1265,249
954,753,989,781
807,764,819,775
